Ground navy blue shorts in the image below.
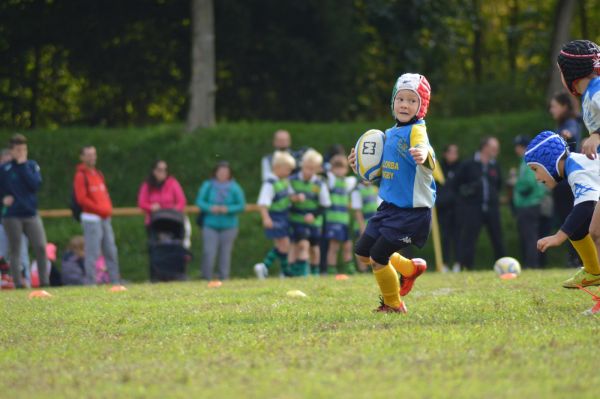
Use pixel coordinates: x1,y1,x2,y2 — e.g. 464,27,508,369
325,223,350,242
290,222,321,246
264,212,290,240
364,202,431,249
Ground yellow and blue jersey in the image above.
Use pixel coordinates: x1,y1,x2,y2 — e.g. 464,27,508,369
378,120,436,208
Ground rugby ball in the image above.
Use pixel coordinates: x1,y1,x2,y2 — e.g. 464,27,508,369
355,129,385,182
493,257,521,277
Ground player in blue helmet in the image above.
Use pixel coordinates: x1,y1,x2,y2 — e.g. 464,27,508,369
524,131,600,288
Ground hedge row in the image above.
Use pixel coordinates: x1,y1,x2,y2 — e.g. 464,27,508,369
1,111,569,280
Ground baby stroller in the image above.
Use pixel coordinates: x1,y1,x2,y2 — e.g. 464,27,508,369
148,209,190,282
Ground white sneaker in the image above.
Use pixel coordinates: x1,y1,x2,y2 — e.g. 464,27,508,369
253,263,268,280
452,263,461,273
582,302,600,316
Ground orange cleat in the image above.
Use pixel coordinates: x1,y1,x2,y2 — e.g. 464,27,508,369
374,302,408,314
585,301,600,315
577,285,600,316
399,258,427,296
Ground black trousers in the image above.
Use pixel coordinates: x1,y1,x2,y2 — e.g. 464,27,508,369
438,205,461,265
553,180,582,267
459,204,505,268
516,205,540,268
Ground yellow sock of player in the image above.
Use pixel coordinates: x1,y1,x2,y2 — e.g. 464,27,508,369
389,252,415,277
570,235,600,275
373,263,402,309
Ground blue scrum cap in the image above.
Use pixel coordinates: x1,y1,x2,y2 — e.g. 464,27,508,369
524,131,568,181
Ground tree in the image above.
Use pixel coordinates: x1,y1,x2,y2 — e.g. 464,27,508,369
186,0,215,132
546,0,576,98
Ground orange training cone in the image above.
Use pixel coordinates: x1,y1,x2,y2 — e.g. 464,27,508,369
208,280,222,288
28,290,52,299
500,273,517,280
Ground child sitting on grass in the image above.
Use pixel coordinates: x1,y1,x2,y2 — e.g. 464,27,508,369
288,149,331,276
524,131,600,288
61,236,86,285
349,73,435,313
254,151,296,279
324,154,357,276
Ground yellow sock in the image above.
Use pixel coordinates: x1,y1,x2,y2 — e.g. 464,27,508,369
389,252,415,277
373,263,402,308
570,235,600,275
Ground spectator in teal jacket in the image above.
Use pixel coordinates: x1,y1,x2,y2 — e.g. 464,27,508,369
513,136,547,268
196,161,246,280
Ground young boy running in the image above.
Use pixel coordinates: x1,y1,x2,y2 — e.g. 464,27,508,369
556,39,600,270
254,151,296,279
325,154,357,276
349,73,435,313
524,131,600,288
288,149,331,276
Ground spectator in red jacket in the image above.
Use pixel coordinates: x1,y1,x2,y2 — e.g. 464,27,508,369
137,160,187,226
73,145,121,285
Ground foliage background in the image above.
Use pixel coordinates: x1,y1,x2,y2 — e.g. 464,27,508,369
2,0,599,128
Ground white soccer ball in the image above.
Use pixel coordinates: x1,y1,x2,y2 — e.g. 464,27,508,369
493,257,521,276
355,129,385,182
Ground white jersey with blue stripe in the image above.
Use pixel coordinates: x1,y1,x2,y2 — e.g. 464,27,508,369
378,120,436,208
565,153,600,205
582,76,600,134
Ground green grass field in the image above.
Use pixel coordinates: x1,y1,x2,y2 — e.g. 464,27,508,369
2,270,599,399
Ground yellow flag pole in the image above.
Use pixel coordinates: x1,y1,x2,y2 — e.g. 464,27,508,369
431,158,445,272
431,206,443,272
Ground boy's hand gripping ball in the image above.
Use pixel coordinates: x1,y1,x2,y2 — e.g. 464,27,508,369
354,129,385,182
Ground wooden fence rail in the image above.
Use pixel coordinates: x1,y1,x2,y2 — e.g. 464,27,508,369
38,204,262,219
37,204,444,271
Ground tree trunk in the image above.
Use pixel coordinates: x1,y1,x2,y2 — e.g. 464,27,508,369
30,44,41,128
471,0,483,84
506,0,520,84
546,0,576,99
186,0,216,132
579,0,588,38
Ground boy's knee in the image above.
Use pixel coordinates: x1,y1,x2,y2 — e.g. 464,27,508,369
275,239,289,252
370,251,390,267
590,225,600,241
370,258,385,271
356,255,371,265
354,237,373,259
